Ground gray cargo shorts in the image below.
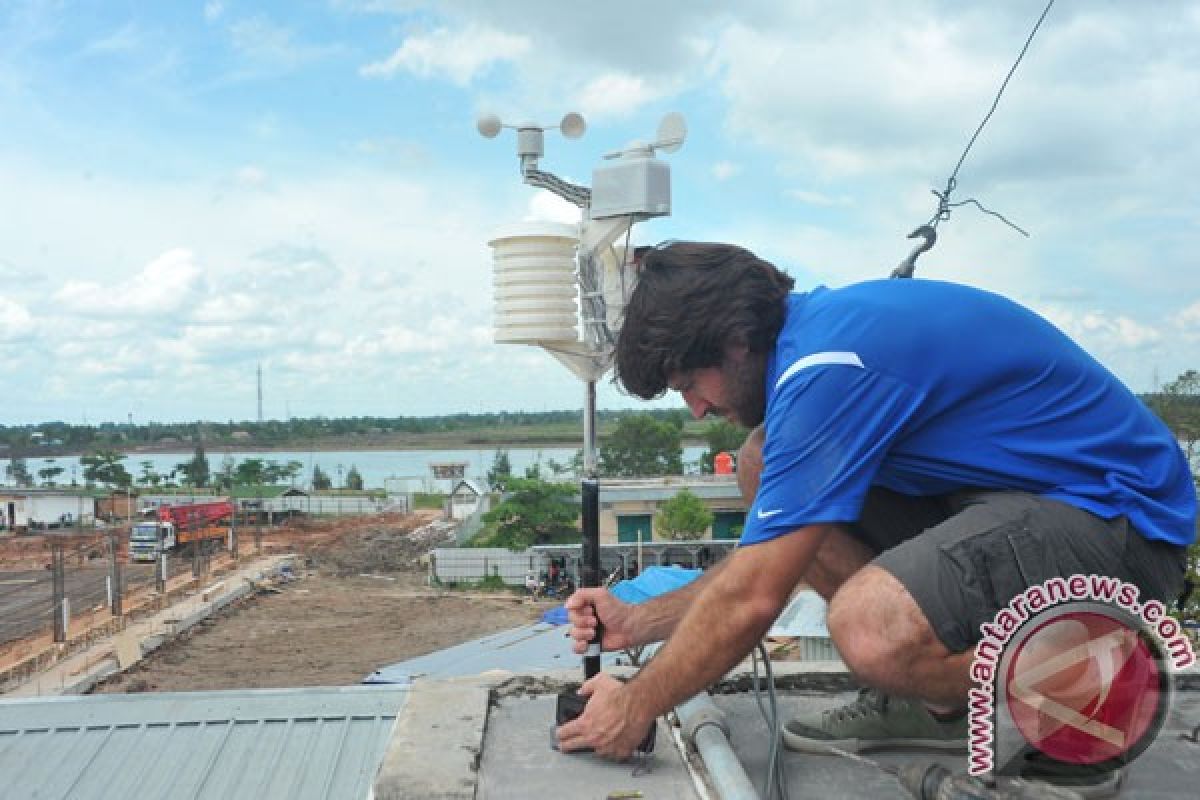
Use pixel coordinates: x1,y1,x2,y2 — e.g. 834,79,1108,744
853,487,1190,653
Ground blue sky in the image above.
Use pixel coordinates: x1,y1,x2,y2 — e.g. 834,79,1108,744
0,1,1197,425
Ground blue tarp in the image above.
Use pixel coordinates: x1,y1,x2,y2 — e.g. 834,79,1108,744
541,566,704,625
611,566,703,604
540,606,569,625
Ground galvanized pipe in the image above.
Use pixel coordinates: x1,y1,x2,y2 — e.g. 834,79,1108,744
676,692,761,800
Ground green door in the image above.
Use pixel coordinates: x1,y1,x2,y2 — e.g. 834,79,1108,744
712,511,745,540
617,514,653,543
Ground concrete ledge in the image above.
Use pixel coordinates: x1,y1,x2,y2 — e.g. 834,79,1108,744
374,676,493,800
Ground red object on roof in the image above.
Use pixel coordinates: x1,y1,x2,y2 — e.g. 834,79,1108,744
713,451,734,475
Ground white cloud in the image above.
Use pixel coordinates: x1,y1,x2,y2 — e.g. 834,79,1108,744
1171,301,1200,330
54,248,205,318
235,165,268,187
359,24,529,85
0,295,34,341
1034,305,1162,350
193,293,258,324
711,161,740,181
228,16,338,68
204,2,225,22
525,190,582,225
576,73,664,118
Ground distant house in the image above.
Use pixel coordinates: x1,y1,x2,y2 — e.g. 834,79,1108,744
448,479,490,520
599,475,747,544
230,431,252,441
0,489,98,531
96,490,139,522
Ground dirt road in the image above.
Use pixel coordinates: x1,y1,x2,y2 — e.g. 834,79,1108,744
93,514,552,693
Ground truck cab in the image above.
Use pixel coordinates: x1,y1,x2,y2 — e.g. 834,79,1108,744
129,516,175,562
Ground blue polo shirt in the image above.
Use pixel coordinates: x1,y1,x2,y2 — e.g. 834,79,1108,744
742,280,1197,547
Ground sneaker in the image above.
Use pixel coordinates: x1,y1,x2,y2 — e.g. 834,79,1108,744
782,688,968,754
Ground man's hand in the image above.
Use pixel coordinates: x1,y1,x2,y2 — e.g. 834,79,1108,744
555,674,654,759
565,588,635,654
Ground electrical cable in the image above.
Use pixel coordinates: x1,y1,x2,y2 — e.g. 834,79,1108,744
752,641,791,800
896,0,1054,278
927,0,1056,230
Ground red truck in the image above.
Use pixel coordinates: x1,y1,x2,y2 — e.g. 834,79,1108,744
130,500,234,562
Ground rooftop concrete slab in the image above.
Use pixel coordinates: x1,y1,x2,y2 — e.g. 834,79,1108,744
478,694,700,800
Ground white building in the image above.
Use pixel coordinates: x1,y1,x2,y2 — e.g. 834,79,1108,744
448,480,490,521
0,489,97,531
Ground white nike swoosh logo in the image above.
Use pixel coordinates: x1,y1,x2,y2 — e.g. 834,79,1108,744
757,508,783,519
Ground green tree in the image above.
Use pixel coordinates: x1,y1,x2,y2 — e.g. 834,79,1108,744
312,464,332,490
546,450,582,478
474,478,578,550
487,449,512,489
6,457,32,487
38,461,65,487
176,444,210,488
260,460,298,485
81,449,132,488
655,488,714,540
213,454,236,491
600,414,683,477
137,460,163,488
345,465,364,491
1146,370,1200,471
233,458,267,486
699,420,748,474
283,460,304,487
1145,371,1200,634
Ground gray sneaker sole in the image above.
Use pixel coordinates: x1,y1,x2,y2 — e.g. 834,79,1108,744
781,727,968,754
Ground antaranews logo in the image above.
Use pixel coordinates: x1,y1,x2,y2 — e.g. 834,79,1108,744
967,574,1195,778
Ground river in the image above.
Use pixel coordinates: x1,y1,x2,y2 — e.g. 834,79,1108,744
1,446,709,492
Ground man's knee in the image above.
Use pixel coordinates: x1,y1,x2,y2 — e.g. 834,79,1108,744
827,566,949,680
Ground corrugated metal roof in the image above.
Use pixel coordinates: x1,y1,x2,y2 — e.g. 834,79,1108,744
365,622,621,684
0,685,408,800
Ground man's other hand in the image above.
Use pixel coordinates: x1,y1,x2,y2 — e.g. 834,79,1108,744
565,587,635,654
554,674,654,759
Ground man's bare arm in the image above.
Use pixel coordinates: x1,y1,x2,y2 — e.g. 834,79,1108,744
557,525,833,757
627,527,828,709
625,557,730,645
566,558,730,653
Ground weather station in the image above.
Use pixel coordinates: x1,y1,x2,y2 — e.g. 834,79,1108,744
479,109,687,757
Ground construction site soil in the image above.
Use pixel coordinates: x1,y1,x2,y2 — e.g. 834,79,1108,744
91,513,549,693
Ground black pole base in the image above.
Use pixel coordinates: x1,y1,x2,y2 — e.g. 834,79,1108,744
551,690,656,755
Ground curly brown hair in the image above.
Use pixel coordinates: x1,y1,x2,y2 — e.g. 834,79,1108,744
614,242,795,399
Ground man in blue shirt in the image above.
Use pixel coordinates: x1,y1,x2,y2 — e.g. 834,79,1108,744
556,242,1195,785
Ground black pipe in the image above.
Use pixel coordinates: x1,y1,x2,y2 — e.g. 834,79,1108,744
581,478,601,679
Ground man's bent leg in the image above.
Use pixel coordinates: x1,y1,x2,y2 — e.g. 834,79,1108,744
828,565,973,706
781,564,972,754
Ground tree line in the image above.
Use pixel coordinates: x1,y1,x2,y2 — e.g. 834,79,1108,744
0,408,698,453
3,443,366,493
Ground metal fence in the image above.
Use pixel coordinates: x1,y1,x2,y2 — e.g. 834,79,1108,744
430,540,739,588
431,548,546,586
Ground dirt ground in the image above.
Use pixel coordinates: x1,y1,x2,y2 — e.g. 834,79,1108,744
93,513,552,693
